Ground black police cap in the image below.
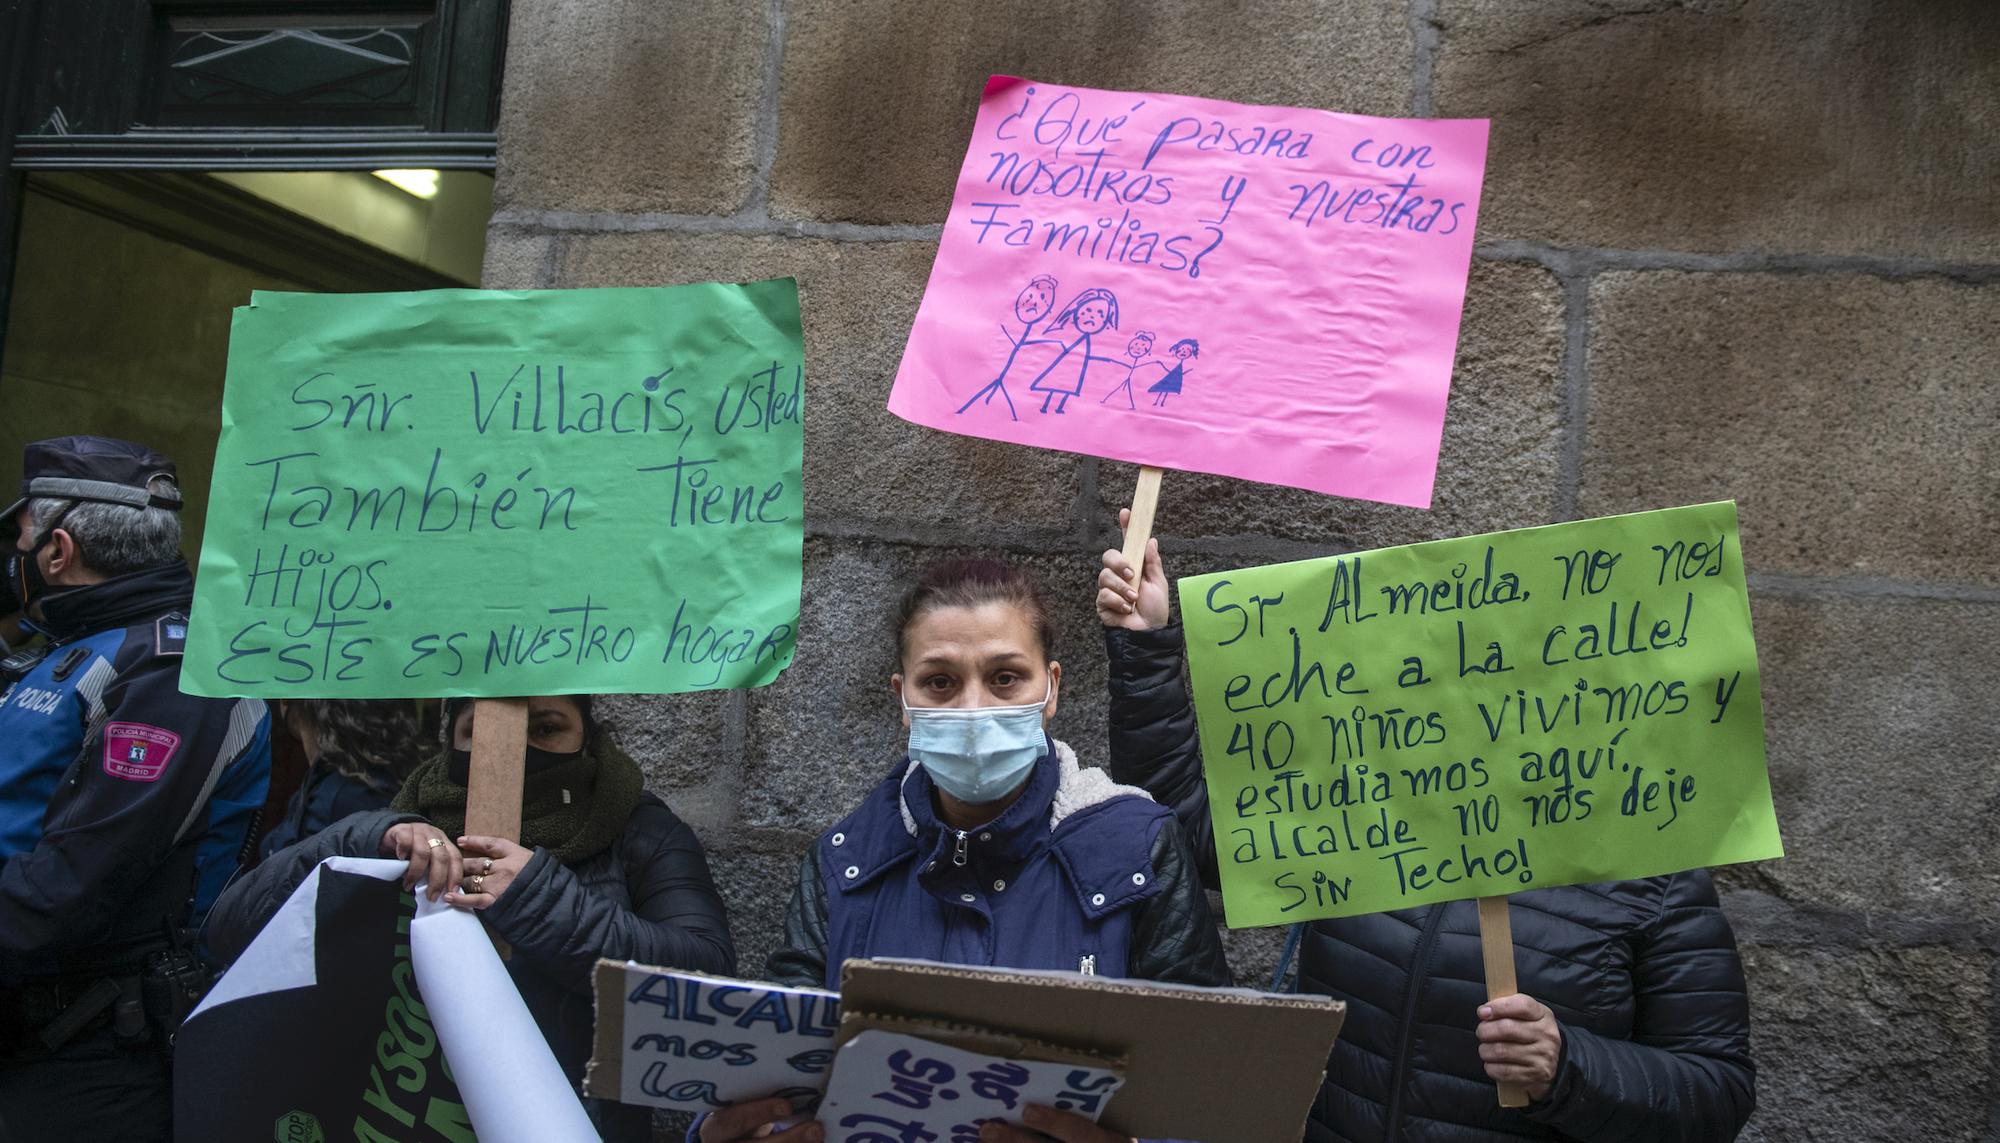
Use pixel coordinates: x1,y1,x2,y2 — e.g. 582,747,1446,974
3,435,183,524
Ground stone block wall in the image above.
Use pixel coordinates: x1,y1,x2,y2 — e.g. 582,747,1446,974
483,1,2000,1136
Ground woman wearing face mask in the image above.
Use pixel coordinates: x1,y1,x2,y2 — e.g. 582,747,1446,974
699,558,1228,1143
205,693,736,1143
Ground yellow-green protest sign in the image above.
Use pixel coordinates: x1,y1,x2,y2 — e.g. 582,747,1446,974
181,283,804,698
1178,502,1781,926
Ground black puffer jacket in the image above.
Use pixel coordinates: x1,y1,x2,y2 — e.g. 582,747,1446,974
206,797,735,1143
1106,625,1755,1143
258,760,396,857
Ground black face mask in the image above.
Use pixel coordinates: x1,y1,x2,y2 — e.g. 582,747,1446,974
447,745,585,785
6,542,48,616
7,504,73,615
0,552,21,617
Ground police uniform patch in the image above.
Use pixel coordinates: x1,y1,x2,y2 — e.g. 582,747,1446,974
102,722,182,781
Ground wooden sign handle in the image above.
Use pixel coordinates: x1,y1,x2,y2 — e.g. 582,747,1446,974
464,697,528,840
1120,465,1165,569
1477,895,1530,1108
464,697,527,958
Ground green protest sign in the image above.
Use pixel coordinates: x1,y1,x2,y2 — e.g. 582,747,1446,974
181,283,804,699
1177,502,1781,926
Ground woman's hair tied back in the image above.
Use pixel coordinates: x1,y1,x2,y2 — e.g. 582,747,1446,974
894,556,1057,663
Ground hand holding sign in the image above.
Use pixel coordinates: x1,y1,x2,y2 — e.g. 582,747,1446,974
379,820,462,901
1476,994,1562,1101
699,1097,823,1143
447,835,531,908
1097,508,1168,631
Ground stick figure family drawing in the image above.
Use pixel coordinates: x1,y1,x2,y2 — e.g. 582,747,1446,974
956,275,1201,420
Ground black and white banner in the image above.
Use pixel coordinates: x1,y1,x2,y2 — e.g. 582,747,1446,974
176,857,598,1142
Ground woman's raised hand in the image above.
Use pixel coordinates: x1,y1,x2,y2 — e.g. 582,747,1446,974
447,835,533,910
1098,508,1170,632
697,1096,822,1142
379,822,461,902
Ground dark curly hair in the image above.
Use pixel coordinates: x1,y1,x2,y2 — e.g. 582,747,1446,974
282,699,430,785
894,557,1057,667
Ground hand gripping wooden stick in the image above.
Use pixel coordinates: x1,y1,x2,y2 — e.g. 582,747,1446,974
464,697,528,842
464,697,528,957
1478,895,1530,1108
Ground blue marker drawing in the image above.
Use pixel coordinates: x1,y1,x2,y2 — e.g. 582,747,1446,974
957,275,1061,420
641,1072,726,1106
1099,329,1162,409
1027,287,1121,415
1149,337,1199,407
788,1048,835,1074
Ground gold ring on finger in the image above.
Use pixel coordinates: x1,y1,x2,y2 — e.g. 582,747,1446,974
470,875,484,893
427,837,444,848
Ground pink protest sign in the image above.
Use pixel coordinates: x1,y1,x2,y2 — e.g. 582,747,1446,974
888,76,1489,508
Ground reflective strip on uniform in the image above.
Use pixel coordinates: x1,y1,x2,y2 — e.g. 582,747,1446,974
173,698,264,847
72,656,117,727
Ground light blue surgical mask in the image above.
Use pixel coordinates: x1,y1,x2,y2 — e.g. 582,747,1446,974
904,683,1051,805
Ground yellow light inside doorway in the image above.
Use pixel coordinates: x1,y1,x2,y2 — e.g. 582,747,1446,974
372,169,442,199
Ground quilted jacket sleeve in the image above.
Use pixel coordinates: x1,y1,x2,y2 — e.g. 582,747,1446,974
764,847,830,989
1524,870,1756,1141
1127,817,1231,986
482,801,736,991
202,808,415,965
1104,625,1219,888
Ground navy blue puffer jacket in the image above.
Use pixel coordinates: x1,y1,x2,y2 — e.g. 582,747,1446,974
257,760,395,857
1106,625,1755,1143
767,737,1229,990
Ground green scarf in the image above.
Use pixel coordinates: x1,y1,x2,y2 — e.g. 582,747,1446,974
391,738,646,864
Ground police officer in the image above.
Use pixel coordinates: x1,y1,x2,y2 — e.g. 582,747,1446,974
0,436,272,1141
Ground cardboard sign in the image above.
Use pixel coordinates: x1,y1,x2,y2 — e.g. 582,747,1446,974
888,75,1488,509
585,963,840,1113
819,1030,1123,1143
837,959,1344,1143
178,859,594,1143
1177,501,1783,926
181,283,805,698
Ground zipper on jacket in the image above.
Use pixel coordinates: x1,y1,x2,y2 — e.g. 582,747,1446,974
1380,905,1447,1142
952,830,970,867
